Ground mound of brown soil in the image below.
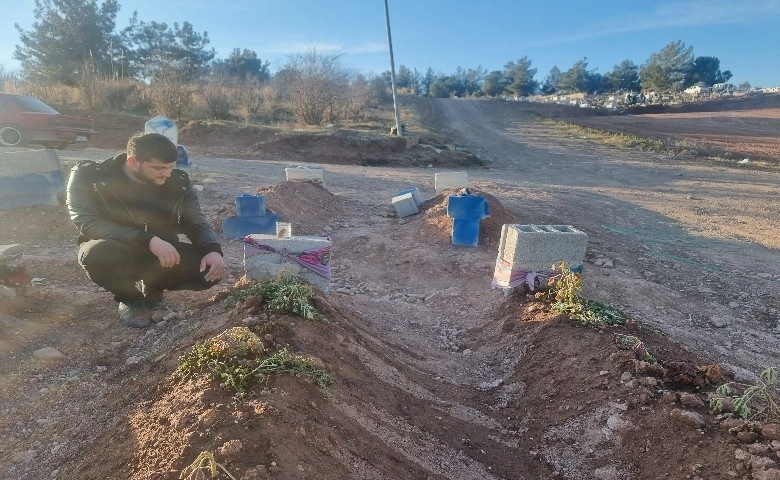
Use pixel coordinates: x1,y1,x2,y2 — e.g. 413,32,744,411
256,181,341,236
412,187,519,249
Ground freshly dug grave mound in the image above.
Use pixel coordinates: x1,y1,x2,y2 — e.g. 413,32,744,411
410,187,519,249
256,181,341,236
205,181,342,236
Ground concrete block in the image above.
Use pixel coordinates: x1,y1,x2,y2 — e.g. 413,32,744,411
497,224,588,272
435,171,467,194
396,188,422,207
0,148,63,176
285,165,324,185
222,214,279,238
235,194,266,217
244,234,331,292
0,149,65,210
392,192,419,218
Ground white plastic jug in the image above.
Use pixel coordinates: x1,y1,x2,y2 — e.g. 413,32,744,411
144,116,178,145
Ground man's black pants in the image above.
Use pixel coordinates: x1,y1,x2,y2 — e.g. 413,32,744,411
78,239,219,303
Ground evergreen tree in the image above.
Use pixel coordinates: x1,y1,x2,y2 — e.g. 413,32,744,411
603,60,640,92
14,0,122,85
503,56,538,97
540,66,561,95
213,48,270,82
684,56,732,87
482,70,507,97
556,58,601,94
639,40,694,92
121,13,215,81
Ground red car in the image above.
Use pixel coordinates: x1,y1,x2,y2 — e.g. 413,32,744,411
0,92,98,149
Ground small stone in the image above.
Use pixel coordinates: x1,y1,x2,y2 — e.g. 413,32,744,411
199,408,217,427
679,393,706,408
217,439,242,457
669,408,706,428
96,365,108,373
709,316,729,328
734,448,750,461
728,302,739,308
125,356,141,365
33,347,66,361
599,370,610,376
762,424,780,441
748,443,771,455
11,450,37,463
736,431,758,443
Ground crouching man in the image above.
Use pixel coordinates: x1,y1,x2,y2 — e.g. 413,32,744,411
66,132,224,328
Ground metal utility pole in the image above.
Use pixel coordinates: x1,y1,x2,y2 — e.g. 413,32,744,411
384,0,403,135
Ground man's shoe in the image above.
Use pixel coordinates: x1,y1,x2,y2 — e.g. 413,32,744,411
142,284,166,311
118,300,152,328
144,291,167,311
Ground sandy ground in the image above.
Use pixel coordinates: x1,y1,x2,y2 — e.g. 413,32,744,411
1,96,779,479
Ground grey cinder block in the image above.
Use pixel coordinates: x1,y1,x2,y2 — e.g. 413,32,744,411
497,224,588,272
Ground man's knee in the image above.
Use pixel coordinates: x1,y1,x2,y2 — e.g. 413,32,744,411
79,239,126,266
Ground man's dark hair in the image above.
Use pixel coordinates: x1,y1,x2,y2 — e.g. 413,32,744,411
127,132,178,163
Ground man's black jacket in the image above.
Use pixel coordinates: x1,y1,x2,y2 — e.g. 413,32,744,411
66,154,222,257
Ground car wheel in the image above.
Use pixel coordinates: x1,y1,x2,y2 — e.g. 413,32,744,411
0,125,27,147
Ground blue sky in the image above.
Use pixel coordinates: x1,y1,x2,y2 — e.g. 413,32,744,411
2,0,779,88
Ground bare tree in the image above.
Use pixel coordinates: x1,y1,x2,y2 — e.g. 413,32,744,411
202,76,232,119
233,79,265,126
148,61,192,119
281,50,351,126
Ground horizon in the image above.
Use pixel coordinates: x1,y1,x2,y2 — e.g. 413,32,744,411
2,0,779,89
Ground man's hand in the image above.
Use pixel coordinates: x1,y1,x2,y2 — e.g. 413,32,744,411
149,236,181,268
200,252,224,282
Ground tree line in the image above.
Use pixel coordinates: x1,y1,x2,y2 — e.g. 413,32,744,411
2,0,740,125
390,40,734,98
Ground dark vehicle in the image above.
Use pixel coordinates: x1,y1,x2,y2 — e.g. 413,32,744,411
0,92,98,148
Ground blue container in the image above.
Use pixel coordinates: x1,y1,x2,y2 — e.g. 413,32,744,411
176,145,192,166
235,194,266,217
446,194,488,219
452,218,481,247
222,214,279,238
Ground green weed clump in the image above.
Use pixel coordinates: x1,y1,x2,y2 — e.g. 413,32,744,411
535,262,625,326
710,367,780,422
172,326,332,398
227,274,324,321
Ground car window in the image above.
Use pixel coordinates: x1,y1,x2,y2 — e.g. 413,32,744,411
12,96,60,114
